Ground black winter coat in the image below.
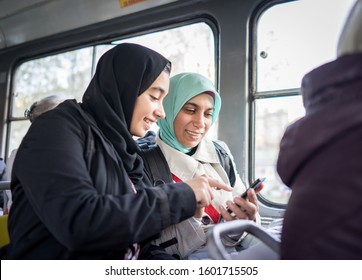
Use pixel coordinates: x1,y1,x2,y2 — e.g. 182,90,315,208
7,100,195,259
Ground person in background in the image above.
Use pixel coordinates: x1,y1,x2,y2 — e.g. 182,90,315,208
277,0,362,259
146,72,262,259
4,94,69,213
6,43,230,259
24,94,70,123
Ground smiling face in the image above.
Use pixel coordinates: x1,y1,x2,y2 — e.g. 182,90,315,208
173,93,214,148
130,71,170,137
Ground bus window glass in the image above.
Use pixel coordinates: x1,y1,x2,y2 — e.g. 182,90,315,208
13,47,94,117
255,96,304,204
257,0,356,92
7,121,31,155
112,23,215,79
255,0,356,204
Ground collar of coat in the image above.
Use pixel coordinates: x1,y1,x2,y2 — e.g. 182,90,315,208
156,136,221,181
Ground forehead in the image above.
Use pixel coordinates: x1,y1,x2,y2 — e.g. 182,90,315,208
142,71,170,95
186,93,214,106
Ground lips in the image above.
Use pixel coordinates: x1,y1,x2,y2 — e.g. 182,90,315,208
186,129,203,136
144,117,156,130
185,129,204,140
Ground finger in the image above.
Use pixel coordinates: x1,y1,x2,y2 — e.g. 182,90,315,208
255,182,264,193
208,186,215,201
233,196,249,208
247,188,258,207
234,197,257,220
199,188,212,207
202,178,215,201
207,178,232,192
219,206,235,221
227,200,248,220
197,199,208,208
244,189,259,213
194,207,204,218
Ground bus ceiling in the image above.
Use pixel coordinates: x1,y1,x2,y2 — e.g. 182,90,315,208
0,0,184,50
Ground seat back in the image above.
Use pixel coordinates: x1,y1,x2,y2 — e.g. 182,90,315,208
207,220,281,260
0,215,10,248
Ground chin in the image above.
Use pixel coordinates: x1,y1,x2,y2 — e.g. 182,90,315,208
130,128,145,138
184,141,198,148
136,131,146,137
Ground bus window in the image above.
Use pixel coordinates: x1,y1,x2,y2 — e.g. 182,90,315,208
111,23,215,79
254,0,356,204
7,22,215,158
10,47,94,153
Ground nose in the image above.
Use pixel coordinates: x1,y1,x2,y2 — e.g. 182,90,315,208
192,113,205,128
155,104,166,119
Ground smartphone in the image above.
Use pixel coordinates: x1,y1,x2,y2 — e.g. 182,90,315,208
226,177,266,215
240,177,266,199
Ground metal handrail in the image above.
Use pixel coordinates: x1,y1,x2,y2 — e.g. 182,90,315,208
0,181,10,191
207,220,281,260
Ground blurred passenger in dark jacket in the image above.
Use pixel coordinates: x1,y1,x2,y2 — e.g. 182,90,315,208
277,0,362,259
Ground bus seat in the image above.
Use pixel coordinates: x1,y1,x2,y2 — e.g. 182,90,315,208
337,0,362,57
207,220,280,260
0,215,10,248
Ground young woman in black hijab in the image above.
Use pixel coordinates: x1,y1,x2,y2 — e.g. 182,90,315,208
6,43,230,259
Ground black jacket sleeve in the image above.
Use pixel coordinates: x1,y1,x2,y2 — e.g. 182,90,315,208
11,108,195,255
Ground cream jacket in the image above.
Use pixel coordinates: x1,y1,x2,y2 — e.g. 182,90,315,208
151,136,256,259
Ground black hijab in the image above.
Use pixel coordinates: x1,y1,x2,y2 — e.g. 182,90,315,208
82,43,170,183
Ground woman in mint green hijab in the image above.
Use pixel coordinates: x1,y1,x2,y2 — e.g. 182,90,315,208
152,72,261,260
158,72,221,153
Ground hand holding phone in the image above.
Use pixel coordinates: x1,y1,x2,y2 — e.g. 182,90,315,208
240,177,266,199
226,177,265,215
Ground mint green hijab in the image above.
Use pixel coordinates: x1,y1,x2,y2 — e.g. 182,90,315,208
158,72,221,153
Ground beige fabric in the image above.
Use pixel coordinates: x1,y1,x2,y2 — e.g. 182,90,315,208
150,136,249,258
152,217,206,259
157,136,247,207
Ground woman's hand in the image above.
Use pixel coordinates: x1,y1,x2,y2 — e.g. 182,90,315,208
194,207,204,218
220,183,264,221
185,176,232,212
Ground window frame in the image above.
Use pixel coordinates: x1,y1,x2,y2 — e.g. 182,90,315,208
249,0,356,207
249,0,300,208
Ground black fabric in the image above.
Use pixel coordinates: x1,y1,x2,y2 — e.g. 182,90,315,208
0,158,5,210
0,245,8,259
82,43,170,184
213,141,236,187
159,237,178,249
139,244,178,260
0,158,5,180
6,44,196,259
140,146,173,186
